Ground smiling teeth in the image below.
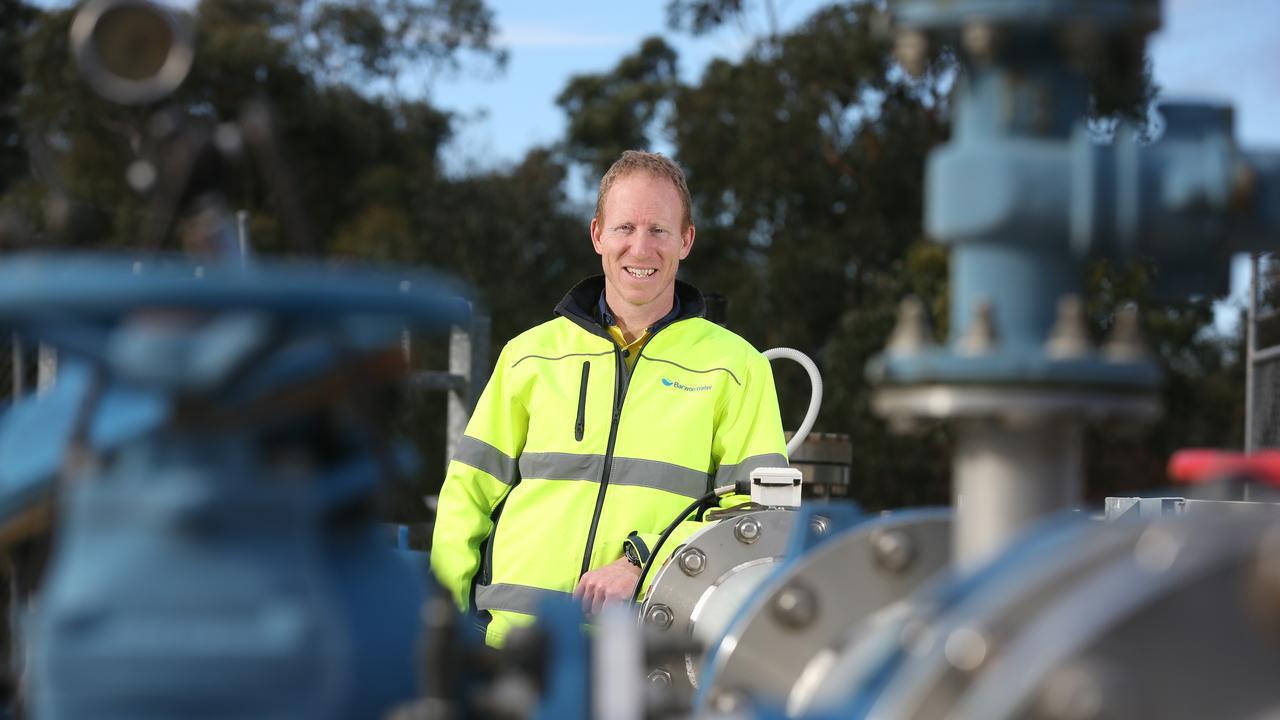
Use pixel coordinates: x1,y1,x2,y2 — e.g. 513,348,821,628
626,267,655,278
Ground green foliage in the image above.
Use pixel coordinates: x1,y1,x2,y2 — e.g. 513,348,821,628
1,0,570,506
0,1,38,197
1,0,1248,513
556,1,956,507
556,38,680,179
556,1,1244,508
666,0,746,36
304,0,507,89
1084,260,1245,499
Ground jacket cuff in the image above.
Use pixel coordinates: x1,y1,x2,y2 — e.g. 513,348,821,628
624,531,652,565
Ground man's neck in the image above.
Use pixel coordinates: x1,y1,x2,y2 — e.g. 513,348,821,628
606,291,673,344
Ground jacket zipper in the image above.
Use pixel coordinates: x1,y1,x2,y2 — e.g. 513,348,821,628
575,361,590,441
578,343,634,578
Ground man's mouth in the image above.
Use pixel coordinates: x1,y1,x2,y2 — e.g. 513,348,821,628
625,267,656,278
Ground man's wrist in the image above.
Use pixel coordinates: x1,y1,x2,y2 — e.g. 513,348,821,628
623,542,643,567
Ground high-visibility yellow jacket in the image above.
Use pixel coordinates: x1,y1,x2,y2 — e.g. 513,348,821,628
431,277,788,646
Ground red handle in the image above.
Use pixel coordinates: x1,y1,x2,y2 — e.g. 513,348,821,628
1167,449,1280,487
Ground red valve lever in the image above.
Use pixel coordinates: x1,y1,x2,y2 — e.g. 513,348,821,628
1168,449,1280,487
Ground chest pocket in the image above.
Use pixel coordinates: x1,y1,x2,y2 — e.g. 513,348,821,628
620,357,730,468
514,351,613,450
574,361,589,441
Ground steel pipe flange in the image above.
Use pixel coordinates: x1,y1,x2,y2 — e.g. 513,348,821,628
698,509,952,714
639,509,797,705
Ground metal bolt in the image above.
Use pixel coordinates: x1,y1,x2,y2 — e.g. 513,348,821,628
871,529,915,573
886,296,936,357
645,604,674,630
943,626,989,672
1045,294,1091,359
734,517,762,544
894,29,929,77
771,583,818,629
646,669,672,688
678,548,707,576
1036,663,1107,720
957,300,998,355
125,159,156,192
711,690,745,714
961,22,998,63
809,515,830,538
1134,526,1180,573
1103,304,1148,362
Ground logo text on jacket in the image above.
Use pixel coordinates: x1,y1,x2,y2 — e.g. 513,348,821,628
661,378,712,392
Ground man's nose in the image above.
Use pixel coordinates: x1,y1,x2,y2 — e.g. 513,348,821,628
628,232,660,256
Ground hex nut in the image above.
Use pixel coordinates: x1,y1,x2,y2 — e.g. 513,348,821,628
735,517,762,544
871,529,915,574
771,583,818,629
679,548,707,576
647,669,672,688
645,604,674,630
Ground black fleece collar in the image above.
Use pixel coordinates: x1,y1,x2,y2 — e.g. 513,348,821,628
555,275,705,338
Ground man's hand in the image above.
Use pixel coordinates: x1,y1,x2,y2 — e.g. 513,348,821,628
573,556,642,615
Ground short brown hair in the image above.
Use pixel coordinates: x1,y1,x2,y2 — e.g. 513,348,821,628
595,151,693,231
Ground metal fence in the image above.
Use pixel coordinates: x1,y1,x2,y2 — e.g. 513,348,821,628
1247,253,1280,450
0,335,39,405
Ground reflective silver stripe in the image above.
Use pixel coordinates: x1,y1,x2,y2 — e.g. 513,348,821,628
475,583,572,615
611,457,710,498
520,451,602,481
714,453,790,489
519,452,711,498
454,436,519,486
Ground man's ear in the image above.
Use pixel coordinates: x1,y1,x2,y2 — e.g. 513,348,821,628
679,224,695,260
590,217,604,256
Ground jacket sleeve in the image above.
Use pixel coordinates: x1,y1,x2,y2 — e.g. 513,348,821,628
430,343,527,612
629,347,788,597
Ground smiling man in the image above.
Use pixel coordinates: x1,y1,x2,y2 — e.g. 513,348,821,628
431,151,787,646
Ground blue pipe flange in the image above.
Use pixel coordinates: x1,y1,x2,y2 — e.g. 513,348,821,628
793,510,1280,719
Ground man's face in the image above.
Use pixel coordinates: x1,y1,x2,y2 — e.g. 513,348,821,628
590,172,695,316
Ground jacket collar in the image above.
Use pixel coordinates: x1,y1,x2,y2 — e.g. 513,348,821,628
555,275,705,338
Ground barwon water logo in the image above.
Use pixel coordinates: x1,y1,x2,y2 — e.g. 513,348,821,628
661,378,711,392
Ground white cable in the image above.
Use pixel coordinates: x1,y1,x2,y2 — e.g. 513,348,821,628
763,347,823,457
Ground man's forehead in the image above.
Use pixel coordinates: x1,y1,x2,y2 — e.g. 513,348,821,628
602,172,682,211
